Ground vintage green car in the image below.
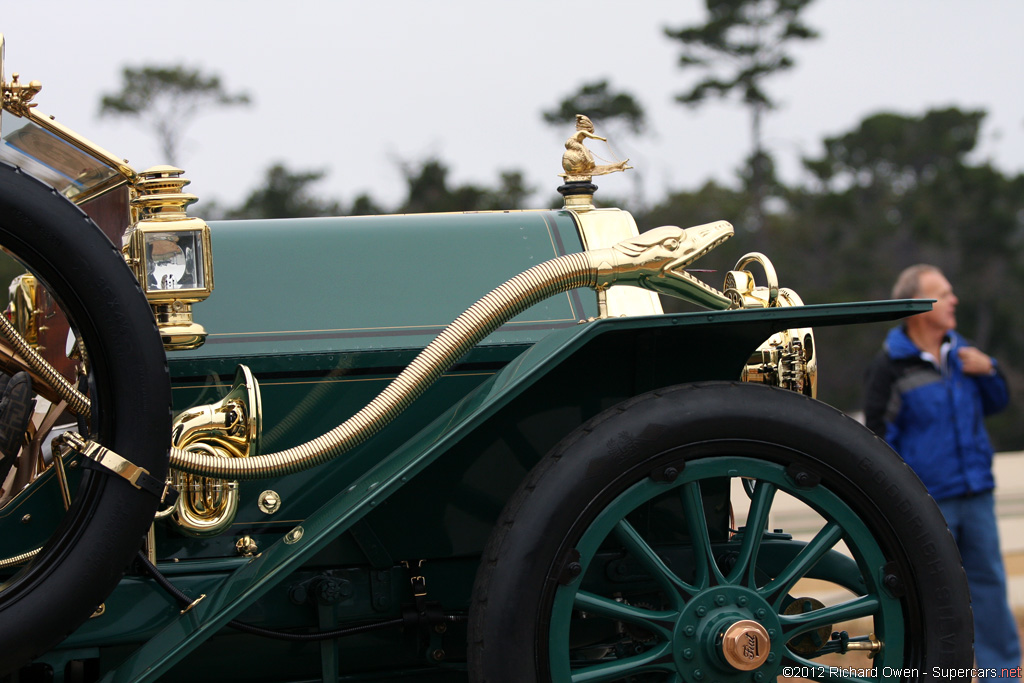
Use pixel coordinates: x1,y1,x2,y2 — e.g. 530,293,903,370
0,35,972,683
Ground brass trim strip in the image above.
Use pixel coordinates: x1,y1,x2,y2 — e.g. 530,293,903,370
21,108,136,182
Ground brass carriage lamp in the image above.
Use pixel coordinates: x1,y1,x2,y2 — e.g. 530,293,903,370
125,166,214,351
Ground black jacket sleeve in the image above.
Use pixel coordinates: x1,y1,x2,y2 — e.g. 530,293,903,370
863,351,896,439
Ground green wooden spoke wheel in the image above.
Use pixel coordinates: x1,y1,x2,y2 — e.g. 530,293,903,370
469,383,973,683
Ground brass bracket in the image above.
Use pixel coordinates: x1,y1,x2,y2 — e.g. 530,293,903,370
180,593,206,615
1,72,42,117
401,559,427,597
55,432,177,505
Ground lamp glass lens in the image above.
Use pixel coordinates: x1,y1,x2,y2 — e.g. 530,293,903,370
145,231,204,292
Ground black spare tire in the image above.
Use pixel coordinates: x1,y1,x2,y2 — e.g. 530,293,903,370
0,162,171,674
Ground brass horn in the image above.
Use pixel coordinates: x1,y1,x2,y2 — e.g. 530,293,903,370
167,365,261,537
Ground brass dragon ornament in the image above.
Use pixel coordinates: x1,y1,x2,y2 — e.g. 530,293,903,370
587,222,734,310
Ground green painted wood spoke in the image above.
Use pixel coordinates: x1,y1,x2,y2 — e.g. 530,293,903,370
780,594,881,636
679,481,725,589
612,519,691,608
758,521,844,609
725,479,777,586
569,640,675,683
572,589,677,640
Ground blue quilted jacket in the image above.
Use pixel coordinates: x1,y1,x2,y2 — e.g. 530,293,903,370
864,326,1009,501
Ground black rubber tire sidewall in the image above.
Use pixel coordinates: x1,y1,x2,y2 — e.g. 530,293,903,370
0,163,171,673
468,382,973,682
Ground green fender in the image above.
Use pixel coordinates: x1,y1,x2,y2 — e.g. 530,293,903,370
103,299,926,682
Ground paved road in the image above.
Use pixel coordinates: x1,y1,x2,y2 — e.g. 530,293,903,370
993,452,1024,614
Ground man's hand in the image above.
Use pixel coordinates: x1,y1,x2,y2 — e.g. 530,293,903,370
959,346,995,375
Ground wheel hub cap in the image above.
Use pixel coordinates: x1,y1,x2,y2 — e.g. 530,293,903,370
721,619,771,670
672,586,781,678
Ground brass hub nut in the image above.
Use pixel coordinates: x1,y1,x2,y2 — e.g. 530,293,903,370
721,619,771,670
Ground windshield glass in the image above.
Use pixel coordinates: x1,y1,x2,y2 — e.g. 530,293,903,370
0,111,121,199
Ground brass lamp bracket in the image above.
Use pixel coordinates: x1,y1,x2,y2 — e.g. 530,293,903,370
54,431,178,505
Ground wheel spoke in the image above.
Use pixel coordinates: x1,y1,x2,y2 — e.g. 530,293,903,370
680,481,725,589
779,594,880,636
757,521,844,607
573,590,677,640
725,479,776,586
570,640,675,683
612,519,691,608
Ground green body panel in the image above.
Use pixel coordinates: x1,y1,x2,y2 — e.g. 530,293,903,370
21,207,930,681
172,210,592,360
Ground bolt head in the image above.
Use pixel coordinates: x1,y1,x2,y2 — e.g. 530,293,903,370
258,489,282,514
235,535,258,557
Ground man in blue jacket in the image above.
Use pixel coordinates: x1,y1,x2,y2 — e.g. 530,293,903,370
865,264,1019,680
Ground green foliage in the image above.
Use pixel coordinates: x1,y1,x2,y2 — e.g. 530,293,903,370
222,158,533,219
783,107,1022,447
666,0,819,229
397,159,534,213
636,180,749,232
665,0,818,111
541,80,646,134
223,163,341,219
99,65,251,166
803,108,984,190
349,193,385,216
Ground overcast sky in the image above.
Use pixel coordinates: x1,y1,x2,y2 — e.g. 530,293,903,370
2,1,1022,213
